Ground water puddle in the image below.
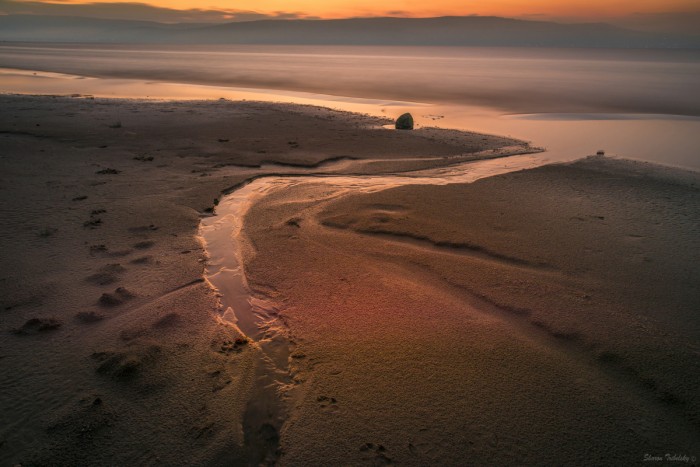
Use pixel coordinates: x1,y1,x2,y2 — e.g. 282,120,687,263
197,150,569,461
198,152,553,398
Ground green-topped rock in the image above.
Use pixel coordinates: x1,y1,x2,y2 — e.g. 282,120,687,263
395,113,414,130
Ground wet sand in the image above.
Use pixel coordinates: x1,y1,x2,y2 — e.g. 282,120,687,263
242,158,700,464
0,94,522,465
1,93,698,465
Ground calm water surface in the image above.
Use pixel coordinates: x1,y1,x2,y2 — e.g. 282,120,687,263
1,44,699,169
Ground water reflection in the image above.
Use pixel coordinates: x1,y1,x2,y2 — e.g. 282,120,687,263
200,153,548,368
1,42,699,170
2,44,699,115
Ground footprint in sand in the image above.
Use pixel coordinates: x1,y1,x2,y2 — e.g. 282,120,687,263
75,311,105,324
107,249,133,258
85,263,126,285
359,443,393,465
286,218,302,228
95,168,121,175
83,218,102,229
92,345,161,381
89,244,108,255
129,255,154,265
152,312,181,329
83,208,105,229
316,395,339,413
217,338,249,354
11,317,62,335
98,287,135,307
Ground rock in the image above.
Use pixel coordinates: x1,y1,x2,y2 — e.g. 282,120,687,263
395,113,414,130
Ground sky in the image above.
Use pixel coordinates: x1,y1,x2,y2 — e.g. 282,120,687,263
110,0,698,20
1,0,699,27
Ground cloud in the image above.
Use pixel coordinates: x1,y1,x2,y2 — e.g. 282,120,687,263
0,0,312,23
383,10,411,17
516,13,551,20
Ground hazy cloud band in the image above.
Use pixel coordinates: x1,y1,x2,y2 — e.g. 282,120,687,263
0,0,316,23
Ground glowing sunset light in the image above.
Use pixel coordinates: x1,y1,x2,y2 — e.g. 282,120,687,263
17,0,700,20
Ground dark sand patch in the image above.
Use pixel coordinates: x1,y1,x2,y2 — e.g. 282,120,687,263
240,156,700,464
12,318,62,335
75,311,105,324
95,168,121,175
85,263,126,285
0,94,530,465
129,255,153,265
152,312,181,329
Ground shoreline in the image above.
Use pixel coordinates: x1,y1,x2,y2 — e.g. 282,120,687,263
3,60,700,171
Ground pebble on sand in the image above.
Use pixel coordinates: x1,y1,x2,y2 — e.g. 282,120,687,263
395,113,414,130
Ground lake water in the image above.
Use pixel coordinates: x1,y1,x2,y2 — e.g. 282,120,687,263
1,43,699,169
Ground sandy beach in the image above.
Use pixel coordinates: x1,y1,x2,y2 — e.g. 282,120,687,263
1,93,698,465
243,157,700,464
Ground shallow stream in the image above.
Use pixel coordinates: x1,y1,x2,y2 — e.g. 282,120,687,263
199,153,550,370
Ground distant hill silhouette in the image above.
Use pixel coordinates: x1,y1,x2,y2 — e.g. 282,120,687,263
0,15,698,48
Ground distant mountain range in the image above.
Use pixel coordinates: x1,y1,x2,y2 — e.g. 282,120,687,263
0,15,698,48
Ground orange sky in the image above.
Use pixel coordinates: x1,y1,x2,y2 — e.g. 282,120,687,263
35,0,700,20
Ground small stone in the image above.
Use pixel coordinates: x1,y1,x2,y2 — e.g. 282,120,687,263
395,113,414,130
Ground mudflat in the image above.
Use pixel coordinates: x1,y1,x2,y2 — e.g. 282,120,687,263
1,93,698,465
0,94,528,465
242,157,700,464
